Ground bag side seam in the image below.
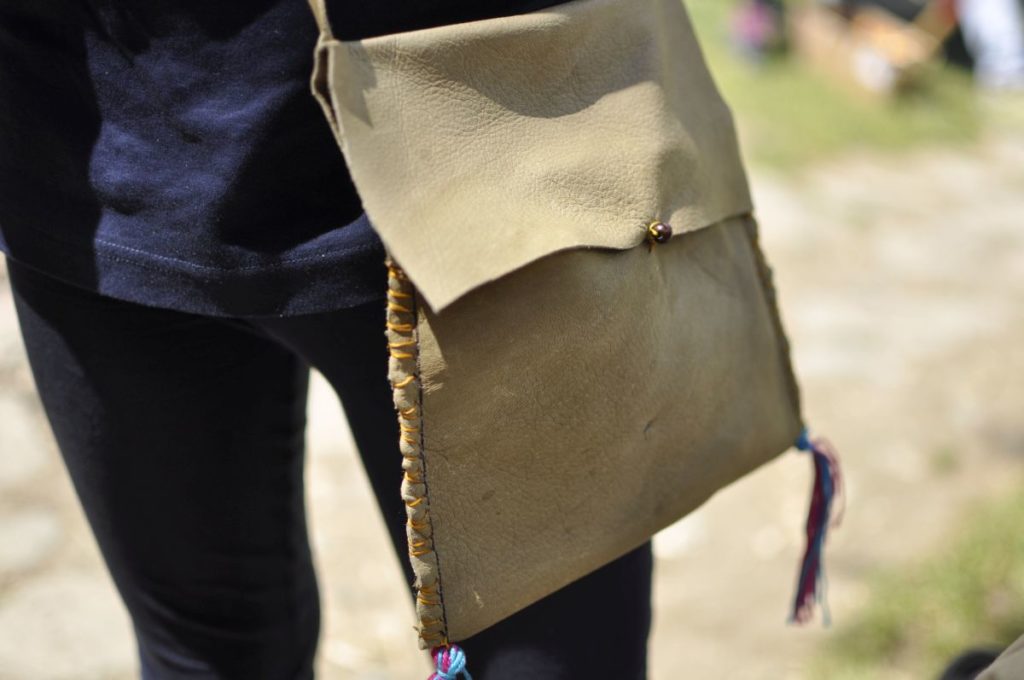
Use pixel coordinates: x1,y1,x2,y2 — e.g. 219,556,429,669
386,259,449,649
740,214,805,424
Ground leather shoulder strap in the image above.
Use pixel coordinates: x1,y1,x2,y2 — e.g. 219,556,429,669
307,0,333,38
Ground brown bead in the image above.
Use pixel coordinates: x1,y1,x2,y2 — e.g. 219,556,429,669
647,221,672,244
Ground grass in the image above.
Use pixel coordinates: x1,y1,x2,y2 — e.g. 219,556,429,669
809,485,1024,679
684,0,983,169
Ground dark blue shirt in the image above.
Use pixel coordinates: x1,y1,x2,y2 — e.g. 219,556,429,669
0,0,382,317
0,0,565,317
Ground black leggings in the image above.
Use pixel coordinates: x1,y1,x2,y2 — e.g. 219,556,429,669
6,255,653,680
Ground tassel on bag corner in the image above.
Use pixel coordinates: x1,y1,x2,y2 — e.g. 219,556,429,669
429,644,472,680
789,427,844,627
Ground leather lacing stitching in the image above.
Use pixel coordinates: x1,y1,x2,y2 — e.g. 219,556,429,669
385,258,448,649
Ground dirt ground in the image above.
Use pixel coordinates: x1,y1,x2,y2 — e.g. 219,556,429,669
1,131,1022,679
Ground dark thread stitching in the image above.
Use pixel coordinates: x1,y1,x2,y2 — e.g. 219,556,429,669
414,288,451,645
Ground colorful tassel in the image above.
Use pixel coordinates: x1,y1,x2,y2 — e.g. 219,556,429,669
790,428,844,626
430,644,472,680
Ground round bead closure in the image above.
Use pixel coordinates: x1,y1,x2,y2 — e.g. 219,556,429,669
646,221,673,245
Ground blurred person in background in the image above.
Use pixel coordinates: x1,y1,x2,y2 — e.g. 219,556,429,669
731,0,1024,92
956,0,1024,90
731,0,789,60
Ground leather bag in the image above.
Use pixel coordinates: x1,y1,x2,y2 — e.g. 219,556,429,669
307,0,807,649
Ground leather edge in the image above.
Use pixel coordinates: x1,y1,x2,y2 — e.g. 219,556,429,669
385,258,449,650
741,213,805,430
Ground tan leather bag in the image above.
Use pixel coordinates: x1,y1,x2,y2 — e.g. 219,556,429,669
979,635,1024,680
307,0,809,650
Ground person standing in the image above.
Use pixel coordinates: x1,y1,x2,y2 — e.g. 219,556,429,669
0,1,653,677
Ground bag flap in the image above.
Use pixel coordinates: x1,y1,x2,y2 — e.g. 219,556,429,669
313,0,754,313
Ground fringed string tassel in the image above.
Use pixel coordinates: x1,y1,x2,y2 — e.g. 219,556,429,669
790,428,844,626
429,644,472,680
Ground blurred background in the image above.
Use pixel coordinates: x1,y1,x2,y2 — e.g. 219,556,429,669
0,0,1022,677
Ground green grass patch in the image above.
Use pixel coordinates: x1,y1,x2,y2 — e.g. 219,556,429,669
809,486,1024,679
685,0,982,169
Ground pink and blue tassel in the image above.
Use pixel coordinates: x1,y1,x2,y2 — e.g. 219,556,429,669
430,644,472,680
790,428,844,626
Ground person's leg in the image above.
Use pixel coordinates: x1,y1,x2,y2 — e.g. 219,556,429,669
253,300,654,679
6,257,320,680
957,0,1024,90
461,541,653,680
